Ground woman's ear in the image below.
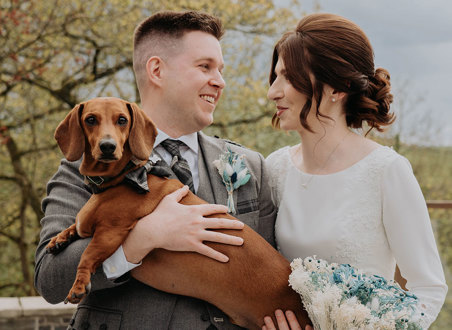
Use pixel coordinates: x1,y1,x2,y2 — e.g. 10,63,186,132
325,85,346,103
54,104,85,161
127,102,157,160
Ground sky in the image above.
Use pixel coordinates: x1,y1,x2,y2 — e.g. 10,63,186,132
297,0,452,146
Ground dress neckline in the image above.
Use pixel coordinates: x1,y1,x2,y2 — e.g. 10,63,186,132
286,145,389,177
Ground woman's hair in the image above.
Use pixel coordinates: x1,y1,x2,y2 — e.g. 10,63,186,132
269,13,394,132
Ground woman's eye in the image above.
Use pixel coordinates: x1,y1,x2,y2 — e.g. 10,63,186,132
117,116,128,126
85,116,97,126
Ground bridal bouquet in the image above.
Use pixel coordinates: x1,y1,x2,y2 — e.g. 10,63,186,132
289,256,424,330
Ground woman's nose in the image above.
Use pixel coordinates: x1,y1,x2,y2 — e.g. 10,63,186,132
267,81,282,100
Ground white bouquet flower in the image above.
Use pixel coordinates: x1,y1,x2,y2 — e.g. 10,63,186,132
289,256,424,330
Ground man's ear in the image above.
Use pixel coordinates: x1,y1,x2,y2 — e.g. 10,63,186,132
54,104,85,161
146,56,164,87
127,102,157,160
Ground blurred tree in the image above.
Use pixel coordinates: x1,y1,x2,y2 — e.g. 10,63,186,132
0,0,303,296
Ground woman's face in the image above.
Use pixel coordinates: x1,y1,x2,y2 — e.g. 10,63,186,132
267,59,308,132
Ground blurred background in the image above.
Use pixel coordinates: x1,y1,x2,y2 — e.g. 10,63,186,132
0,0,450,328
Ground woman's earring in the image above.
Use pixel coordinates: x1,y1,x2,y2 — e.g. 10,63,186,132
332,97,336,102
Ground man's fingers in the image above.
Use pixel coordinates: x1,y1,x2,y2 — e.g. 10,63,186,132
202,231,244,246
166,185,190,202
195,203,229,215
203,218,244,230
196,244,229,263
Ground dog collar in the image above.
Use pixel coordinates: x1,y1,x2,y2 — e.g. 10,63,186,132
86,159,173,194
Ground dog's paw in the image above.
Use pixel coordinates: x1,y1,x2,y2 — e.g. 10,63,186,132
46,240,69,255
64,282,91,304
46,233,79,255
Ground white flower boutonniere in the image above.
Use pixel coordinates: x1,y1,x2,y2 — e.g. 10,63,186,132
213,148,251,214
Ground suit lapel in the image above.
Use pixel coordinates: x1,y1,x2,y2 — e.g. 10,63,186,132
197,132,239,209
196,136,215,203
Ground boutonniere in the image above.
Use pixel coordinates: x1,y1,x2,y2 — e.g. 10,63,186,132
213,148,251,214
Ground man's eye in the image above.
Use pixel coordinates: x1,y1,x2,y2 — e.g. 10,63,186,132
200,64,209,70
117,116,128,126
85,116,97,126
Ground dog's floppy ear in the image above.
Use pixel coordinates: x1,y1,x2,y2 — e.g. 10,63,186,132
54,103,85,161
127,102,157,160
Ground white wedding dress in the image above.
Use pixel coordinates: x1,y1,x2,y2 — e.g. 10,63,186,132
266,145,447,328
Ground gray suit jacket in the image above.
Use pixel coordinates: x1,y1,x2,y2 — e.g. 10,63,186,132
34,132,277,330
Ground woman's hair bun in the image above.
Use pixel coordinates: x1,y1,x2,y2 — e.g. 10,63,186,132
346,67,395,132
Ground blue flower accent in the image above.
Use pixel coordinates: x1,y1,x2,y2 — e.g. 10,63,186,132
213,148,251,214
289,256,424,329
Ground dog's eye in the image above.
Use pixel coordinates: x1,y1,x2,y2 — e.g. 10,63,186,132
117,116,128,126
85,116,97,126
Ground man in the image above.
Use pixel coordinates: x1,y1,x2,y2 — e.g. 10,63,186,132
35,11,277,329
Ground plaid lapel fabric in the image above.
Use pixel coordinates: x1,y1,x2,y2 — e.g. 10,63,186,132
160,139,195,192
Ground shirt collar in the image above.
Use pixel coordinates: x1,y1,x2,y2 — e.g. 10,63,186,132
154,129,199,155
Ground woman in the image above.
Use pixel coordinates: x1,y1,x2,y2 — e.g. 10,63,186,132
263,13,447,329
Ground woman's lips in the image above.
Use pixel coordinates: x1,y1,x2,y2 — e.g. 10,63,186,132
276,107,288,117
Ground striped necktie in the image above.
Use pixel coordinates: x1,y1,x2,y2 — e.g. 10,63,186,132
160,139,195,192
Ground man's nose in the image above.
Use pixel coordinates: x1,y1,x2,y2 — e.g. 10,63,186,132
210,70,225,89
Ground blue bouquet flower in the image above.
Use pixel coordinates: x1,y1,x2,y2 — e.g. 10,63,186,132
289,256,424,329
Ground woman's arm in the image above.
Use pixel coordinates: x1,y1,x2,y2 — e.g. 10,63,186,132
382,155,448,328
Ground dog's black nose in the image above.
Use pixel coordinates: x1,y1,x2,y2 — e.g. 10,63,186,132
99,139,116,155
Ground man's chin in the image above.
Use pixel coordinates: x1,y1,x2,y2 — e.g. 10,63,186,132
197,114,214,130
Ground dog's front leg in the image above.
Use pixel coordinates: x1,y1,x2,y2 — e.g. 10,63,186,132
46,223,80,254
65,225,135,304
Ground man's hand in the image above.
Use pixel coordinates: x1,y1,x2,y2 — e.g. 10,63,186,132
123,185,244,263
263,309,313,330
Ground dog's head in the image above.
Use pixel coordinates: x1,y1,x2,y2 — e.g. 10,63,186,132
55,97,157,176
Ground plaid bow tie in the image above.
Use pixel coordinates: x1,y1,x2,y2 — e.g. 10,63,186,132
160,139,195,193
87,159,172,194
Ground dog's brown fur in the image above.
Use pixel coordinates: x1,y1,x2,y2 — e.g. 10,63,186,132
47,97,311,329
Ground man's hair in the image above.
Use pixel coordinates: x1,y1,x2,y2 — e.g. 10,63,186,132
133,11,224,92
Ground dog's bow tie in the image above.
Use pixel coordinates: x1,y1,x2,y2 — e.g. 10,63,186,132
125,160,173,193
87,160,173,194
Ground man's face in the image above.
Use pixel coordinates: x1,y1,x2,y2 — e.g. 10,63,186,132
161,31,225,135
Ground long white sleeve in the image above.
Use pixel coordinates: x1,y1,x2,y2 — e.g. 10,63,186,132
382,156,448,328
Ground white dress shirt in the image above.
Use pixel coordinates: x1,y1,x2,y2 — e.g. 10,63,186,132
103,130,199,279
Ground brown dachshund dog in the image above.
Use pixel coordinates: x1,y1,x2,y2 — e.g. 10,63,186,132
47,97,310,329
